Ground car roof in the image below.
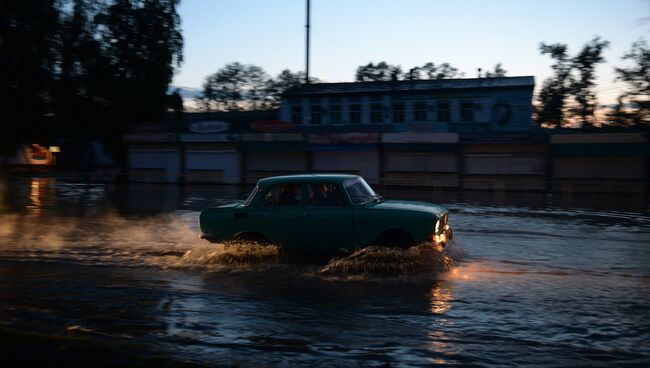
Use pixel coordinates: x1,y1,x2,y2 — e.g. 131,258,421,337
258,174,360,187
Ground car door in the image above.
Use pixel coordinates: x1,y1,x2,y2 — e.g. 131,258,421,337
301,182,354,251
252,183,305,248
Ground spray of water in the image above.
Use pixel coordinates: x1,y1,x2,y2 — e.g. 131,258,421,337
319,244,457,277
176,242,283,268
0,210,460,277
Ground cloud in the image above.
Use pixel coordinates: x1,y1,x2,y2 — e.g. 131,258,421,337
636,16,650,26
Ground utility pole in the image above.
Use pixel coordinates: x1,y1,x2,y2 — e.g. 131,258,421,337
305,0,310,84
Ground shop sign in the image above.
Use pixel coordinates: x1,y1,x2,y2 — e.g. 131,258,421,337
250,120,295,132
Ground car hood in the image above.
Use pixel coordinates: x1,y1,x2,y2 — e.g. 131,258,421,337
366,200,447,218
217,201,243,208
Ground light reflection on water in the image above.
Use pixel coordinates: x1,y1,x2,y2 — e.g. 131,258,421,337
0,177,649,366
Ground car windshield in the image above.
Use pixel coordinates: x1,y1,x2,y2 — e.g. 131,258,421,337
242,185,258,206
343,178,377,204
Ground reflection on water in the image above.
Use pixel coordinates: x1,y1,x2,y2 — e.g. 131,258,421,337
0,177,649,367
429,283,453,315
27,177,51,213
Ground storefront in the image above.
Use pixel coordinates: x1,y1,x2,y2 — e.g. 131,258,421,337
240,133,307,184
381,132,459,187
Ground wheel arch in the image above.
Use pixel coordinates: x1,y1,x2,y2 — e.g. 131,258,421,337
232,231,270,244
372,228,416,248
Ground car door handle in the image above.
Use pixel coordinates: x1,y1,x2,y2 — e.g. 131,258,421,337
303,212,313,217
258,212,266,217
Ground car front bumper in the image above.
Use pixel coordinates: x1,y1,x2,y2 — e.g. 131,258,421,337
433,225,453,247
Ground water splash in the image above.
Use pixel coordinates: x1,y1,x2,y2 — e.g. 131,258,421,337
0,211,461,277
319,244,456,277
176,242,283,269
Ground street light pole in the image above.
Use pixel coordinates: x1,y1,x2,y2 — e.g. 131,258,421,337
305,0,310,84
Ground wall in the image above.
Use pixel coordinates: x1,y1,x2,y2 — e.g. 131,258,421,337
124,132,649,195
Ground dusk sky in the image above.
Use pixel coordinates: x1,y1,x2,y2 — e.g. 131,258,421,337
173,0,650,104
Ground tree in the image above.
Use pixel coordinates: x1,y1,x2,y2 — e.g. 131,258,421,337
536,37,610,128
536,43,574,128
265,69,310,107
614,39,650,126
197,67,316,111
166,89,184,113
95,0,183,121
355,62,402,82
0,0,60,156
53,0,103,139
570,37,609,126
354,61,463,81
198,63,270,111
420,62,464,79
0,0,184,164
484,63,507,78
93,0,183,161
403,67,421,81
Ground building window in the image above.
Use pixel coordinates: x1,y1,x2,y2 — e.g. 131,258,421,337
392,102,405,123
437,101,450,122
461,101,474,122
349,103,362,124
370,103,384,124
310,105,322,125
414,101,428,122
330,104,341,124
291,105,303,124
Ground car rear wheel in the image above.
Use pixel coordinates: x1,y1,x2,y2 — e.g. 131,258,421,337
373,230,415,249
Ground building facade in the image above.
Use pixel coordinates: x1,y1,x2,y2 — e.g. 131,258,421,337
279,76,535,133
123,76,649,194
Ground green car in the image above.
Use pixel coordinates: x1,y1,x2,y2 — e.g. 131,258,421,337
199,174,452,251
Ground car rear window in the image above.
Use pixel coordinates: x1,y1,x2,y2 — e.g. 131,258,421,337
260,184,302,206
306,183,344,206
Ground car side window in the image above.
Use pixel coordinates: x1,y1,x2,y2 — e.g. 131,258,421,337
307,183,344,207
260,184,302,206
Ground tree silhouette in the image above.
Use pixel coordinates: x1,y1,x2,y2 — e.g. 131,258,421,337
197,66,317,111
266,69,312,107
484,63,507,78
355,62,402,82
198,63,273,111
536,37,609,128
614,39,650,126
420,62,464,79
0,0,183,162
0,0,60,156
570,37,609,126
536,43,573,128
355,61,463,81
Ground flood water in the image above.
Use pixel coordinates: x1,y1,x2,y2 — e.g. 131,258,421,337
1,176,649,367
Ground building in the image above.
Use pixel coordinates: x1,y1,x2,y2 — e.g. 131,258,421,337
279,76,535,133
122,76,649,195
277,76,539,187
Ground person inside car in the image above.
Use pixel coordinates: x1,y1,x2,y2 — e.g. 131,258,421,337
278,184,301,205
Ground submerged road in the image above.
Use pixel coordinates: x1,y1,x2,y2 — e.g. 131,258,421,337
0,177,649,367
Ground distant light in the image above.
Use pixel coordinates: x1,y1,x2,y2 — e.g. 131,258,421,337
49,146,60,153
